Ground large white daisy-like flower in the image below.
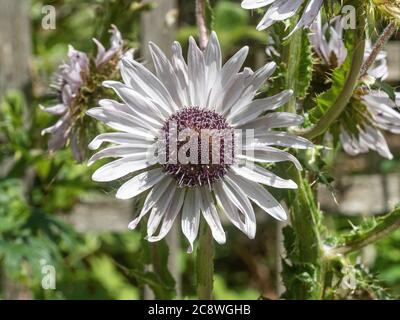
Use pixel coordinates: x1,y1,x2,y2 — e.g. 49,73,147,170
309,16,400,159
87,32,312,251
241,0,323,33
41,25,125,162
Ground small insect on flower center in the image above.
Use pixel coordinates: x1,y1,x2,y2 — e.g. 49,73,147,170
159,107,235,188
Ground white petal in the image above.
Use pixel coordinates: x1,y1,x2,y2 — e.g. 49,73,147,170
171,41,189,106
231,164,298,189
128,177,173,230
228,89,292,125
93,38,106,66
146,184,179,237
224,62,277,117
240,145,303,169
239,111,303,130
188,37,206,107
120,57,178,114
116,168,165,200
287,0,323,38
101,83,166,124
210,46,249,111
149,41,187,108
88,132,151,150
88,145,154,166
181,188,201,253
257,0,304,31
200,187,226,244
86,107,156,140
340,129,364,156
360,126,393,160
241,0,275,9
215,180,256,239
92,155,156,182
40,103,67,115
147,187,186,242
252,132,313,150
227,173,287,221
204,32,222,97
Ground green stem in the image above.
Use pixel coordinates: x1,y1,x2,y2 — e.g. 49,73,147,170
289,171,325,299
195,0,214,300
196,220,214,299
301,9,366,140
282,29,303,114
282,28,324,299
332,207,400,255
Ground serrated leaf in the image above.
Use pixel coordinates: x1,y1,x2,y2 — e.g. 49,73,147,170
309,58,351,123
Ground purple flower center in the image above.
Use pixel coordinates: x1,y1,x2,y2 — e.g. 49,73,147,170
160,107,235,188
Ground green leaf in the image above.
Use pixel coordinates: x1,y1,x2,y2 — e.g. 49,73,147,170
309,59,351,123
308,31,355,124
371,79,396,102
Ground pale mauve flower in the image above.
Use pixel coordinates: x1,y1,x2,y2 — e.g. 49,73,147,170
41,25,125,162
309,16,399,159
87,32,312,251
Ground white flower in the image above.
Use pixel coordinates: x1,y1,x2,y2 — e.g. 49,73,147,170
309,16,399,159
309,15,388,78
40,46,89,161
87,32,312,251
340,91,400,160
241,0,323,34
309,15,348,68
41,25,125,162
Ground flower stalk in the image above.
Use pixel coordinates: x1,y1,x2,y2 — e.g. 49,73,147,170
196,0,209,50
360,21,397,78
195,0,214,300
196,220,215,299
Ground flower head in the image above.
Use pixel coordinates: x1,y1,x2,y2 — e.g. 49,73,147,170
41,25,126,162
241,0,323,34
309,16,400,159
309,15,388,78
340,91,400,159
87,32,312,251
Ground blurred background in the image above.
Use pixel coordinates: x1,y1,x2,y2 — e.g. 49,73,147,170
0,0,400,300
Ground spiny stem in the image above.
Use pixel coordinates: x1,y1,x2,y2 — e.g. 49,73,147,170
196,220,214,299
331,207,400,256
360,21,397,78
196,0,209,51
282,28,324,299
